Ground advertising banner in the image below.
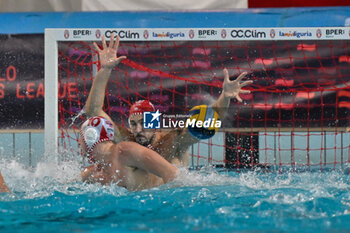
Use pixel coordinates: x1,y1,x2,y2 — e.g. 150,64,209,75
0,34,44,128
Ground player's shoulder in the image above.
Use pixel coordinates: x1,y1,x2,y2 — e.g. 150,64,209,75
155,129,186,148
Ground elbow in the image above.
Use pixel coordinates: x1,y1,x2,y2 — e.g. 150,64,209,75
163,166,178,184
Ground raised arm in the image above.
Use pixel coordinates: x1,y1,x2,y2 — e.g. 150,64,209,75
84,34,128,141
85,34,125,118
170,69,253,151
211,69,252,117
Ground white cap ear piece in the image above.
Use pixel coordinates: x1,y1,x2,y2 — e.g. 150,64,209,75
80,116,115,155
84,127,99,149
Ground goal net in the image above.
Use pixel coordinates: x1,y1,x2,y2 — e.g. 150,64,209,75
45,28,350,171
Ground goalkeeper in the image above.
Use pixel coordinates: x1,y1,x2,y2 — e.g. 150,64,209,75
84,34,252,170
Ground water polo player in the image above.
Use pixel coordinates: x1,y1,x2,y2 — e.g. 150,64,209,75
79,116,178,191
84,33,252,167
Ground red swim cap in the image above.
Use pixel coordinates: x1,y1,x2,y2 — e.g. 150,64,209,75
80,116,114,154
129,100,155,117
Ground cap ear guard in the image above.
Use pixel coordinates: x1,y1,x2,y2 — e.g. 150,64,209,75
84,127,99,149
80,116,114,155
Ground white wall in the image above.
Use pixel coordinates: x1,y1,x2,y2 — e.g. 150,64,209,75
0,0,81,12
81,0,247,11
0,0,247,12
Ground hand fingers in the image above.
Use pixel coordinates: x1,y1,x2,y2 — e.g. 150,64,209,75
109,33,115,48
93,42,101,53
240,89,251,94
223,68,229,83
115,56,127,63
235,72,248,82
114,35,120,50
236,95,243,103
240,80,253,87
102,35,107,49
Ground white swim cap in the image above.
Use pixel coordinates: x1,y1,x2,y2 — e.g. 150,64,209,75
80,116,114,154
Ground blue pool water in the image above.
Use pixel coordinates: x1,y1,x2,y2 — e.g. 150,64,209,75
0,160,349,232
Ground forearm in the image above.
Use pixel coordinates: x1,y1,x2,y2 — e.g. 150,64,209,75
211,92,230,118
157,129,198,163
141,152,178,183
178,128,200,149
80,165,106,184
80,166,94,182
85,67,113,117
118,142,178,183
85,66,130,142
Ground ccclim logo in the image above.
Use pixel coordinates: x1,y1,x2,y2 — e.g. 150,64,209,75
143,110,161,129
231,30,266,38
105,30,140,39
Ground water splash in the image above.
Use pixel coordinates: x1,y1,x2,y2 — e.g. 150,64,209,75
169,166,239,188
69,108,86,128
0,156,348,233
0,153,349,200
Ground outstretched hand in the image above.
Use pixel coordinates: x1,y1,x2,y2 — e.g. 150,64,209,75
93,34,126,69
223,69,253,102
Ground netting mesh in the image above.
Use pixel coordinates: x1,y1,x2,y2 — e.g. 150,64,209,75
58,39,350,170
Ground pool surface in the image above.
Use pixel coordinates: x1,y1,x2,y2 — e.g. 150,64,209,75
0,159,349,232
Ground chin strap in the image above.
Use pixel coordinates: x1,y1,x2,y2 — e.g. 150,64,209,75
87,153,96,164
147,144,154,150
146,134,156,150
